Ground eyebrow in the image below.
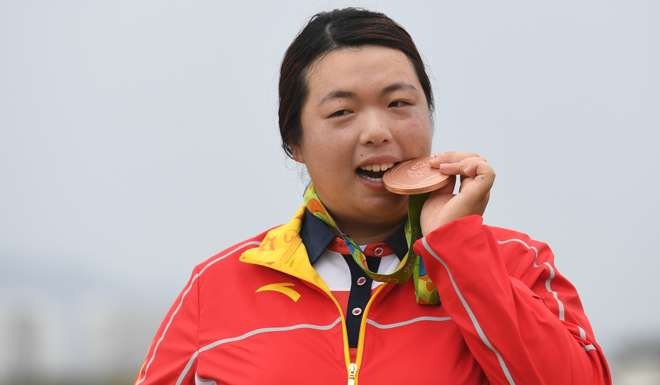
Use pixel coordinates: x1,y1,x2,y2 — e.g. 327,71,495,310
318,82,418,106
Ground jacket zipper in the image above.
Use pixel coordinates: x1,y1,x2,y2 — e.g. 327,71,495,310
301,275,390,384
347,362,357,385
346,283,389,385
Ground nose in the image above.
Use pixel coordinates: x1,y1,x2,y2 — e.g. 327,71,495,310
359,109,393,146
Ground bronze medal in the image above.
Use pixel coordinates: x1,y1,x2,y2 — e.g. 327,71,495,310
383,156,451,195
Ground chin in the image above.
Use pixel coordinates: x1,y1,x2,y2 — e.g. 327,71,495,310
358,194,408,221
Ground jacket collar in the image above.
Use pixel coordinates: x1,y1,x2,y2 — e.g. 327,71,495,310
300,209,338,264
239,205,330,292
240,205,409,291
300,209,408,264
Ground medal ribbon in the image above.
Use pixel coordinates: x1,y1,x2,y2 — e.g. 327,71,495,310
303,183,439,305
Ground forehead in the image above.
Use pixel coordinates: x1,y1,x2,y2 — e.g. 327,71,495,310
305,45,421,100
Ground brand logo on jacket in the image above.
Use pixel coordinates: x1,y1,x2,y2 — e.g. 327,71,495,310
256,282,301,302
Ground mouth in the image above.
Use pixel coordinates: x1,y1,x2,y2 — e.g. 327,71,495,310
355,162,398,182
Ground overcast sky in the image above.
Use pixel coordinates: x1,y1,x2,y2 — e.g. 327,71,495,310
1,0,658,366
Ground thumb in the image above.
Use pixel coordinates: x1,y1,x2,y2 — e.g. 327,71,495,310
435,175,456,195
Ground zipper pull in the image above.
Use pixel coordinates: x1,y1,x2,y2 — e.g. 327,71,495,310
347,362,357,385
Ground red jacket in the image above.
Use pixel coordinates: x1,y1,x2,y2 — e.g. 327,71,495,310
135,207,611,385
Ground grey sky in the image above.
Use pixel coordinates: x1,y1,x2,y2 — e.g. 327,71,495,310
1,0,658,375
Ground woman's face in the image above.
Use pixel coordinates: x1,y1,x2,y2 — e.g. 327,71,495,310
293,45,433,232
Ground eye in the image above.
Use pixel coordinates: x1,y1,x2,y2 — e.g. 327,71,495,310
328,109,352,118
389,100,411,108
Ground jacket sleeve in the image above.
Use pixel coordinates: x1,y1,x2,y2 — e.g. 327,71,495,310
413,215,612,385
134,266,200,385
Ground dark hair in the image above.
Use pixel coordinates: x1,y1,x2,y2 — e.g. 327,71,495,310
278,8,434,159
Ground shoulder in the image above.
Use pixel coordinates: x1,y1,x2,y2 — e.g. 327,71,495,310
189,227,272,277
484,223,555,270
486,223,551,252
430,215,552,257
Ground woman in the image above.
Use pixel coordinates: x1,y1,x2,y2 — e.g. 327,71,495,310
135,8,611,385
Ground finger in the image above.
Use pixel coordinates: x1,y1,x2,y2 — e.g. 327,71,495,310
463,159,496,188
436,156,485,176
430,151,482,166
463,162,478,178
441,159,495,191
474,161,496,186
458,168,494,197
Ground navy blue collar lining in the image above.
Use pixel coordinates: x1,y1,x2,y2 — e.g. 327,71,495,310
300,209,408,265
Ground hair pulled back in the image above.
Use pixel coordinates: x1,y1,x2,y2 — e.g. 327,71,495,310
278,8,434,158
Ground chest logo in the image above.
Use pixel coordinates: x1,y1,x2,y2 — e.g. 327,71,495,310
256,282,301,302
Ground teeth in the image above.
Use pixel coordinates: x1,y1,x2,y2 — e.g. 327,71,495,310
359,163,394,172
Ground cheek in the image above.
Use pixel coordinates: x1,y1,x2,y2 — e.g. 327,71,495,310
308,119,357,154
397,114,433,153
302,130,353,180
302,137,353,208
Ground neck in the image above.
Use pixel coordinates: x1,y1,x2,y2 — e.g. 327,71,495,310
335,217,403,245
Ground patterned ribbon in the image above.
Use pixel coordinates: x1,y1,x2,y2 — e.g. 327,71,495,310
303,183,439,305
